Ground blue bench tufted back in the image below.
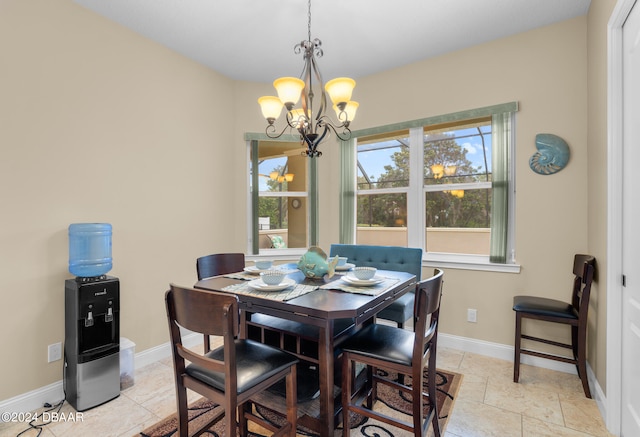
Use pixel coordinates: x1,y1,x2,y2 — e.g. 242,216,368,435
329,244,423,281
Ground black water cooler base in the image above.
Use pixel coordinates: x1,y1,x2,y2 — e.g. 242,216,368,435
64,276,120,411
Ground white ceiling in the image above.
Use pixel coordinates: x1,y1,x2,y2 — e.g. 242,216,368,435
73,0,591,83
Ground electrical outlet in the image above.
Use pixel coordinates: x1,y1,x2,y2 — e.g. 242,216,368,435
48,342,62,363
467,308,477,323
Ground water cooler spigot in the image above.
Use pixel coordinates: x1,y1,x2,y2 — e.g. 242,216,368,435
85,311,94,327
106,307,113,323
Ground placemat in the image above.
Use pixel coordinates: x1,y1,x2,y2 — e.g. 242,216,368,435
319,277,400,296
221,281,319,301
223,272,260,281
224,268,298,281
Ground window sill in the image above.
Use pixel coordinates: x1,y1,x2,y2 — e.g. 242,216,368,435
246,248,307,263
423,253,521,273
248,251,521,273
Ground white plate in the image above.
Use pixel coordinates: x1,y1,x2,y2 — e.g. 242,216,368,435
247,277,296,292
243,266,270,275
341,274,384,286
335,263,355,271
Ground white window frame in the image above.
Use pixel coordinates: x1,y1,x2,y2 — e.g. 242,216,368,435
245,134,319,260
347,103,520,273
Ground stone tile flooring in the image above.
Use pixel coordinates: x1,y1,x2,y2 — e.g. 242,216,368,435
1,346,614,437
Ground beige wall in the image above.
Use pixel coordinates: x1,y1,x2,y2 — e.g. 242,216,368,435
0,0,241,399
0,0,612,403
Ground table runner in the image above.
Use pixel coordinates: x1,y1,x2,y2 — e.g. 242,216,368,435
319,277,400,296
221,281,319,301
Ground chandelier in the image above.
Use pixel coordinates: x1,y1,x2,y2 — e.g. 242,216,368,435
269,171,294,183
258,0,358,158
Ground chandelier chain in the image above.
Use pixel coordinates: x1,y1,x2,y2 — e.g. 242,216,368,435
307,0,312,42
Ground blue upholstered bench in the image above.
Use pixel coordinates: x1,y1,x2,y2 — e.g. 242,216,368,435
329,244,423,328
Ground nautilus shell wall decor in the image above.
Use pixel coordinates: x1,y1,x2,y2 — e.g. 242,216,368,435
529,133,570,175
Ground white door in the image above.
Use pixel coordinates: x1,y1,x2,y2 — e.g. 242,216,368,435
622,1,640,435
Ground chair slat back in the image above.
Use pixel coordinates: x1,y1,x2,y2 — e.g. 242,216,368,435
167,284,239,338
196,253,245,280
571,255,595,320
413,269,444,359
573,254,595,279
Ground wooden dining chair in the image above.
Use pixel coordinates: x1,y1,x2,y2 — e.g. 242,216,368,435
340,269,444,437
166,284,298,437
196,252,245,280
512,254,596,398
196,253,246,352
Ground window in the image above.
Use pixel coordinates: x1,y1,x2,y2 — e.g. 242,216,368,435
356,131,410,247
422,120,492,254
341,103,517,269
247,137,318,254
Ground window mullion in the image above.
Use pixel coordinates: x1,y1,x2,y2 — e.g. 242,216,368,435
423,181,492,192
258,191,308,197
407,127,424,249
357,187,408,196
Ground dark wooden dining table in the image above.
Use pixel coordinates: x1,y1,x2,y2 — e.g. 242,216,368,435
194,265,416,437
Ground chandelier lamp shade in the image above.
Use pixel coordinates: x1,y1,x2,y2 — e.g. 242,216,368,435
269,171,294,183
258,0,358,158
430,164,457,179
431,164,445,179
432,163,463,197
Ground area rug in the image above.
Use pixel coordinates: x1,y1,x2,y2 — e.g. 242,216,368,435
138,369,462,437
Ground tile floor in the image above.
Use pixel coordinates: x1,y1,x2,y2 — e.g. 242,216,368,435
1,345,614,437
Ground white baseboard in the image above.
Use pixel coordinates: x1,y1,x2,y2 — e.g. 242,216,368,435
439,332,578,374
439,333,607,423
133,332,202,369
0,333,202,419
0,380,65,420
1,332,606,422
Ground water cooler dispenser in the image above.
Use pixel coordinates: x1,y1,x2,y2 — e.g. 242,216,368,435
64,223,120,411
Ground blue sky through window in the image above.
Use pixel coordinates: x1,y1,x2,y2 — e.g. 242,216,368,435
358,126,492,182
257,156,287,191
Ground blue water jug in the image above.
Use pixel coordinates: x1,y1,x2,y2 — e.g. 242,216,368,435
68,223,113,277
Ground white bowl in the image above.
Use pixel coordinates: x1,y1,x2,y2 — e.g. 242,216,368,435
353,267,377,280
336,256,348,266
260,270,286,285
255,260,273,270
